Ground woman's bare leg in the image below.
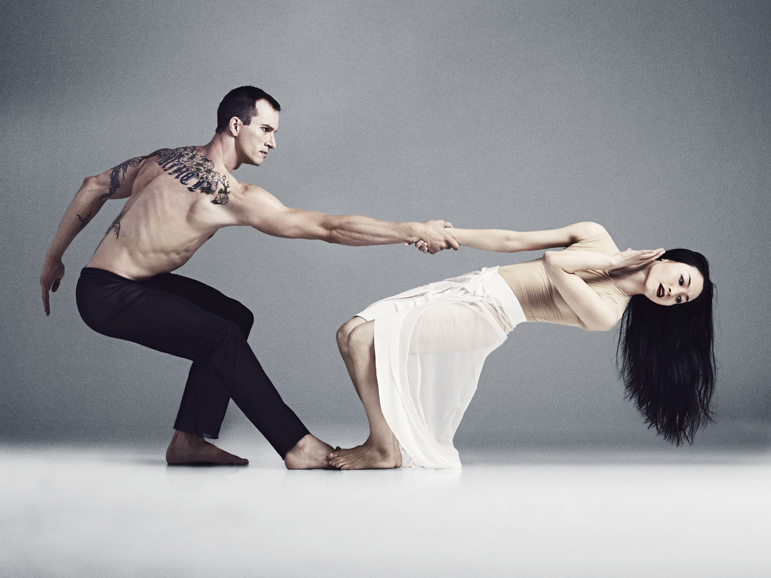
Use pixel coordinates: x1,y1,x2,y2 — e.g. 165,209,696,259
330,319,402,469
336,318,402,463
336,317,366,394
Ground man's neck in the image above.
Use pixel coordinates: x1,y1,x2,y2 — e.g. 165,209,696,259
200,134,240,173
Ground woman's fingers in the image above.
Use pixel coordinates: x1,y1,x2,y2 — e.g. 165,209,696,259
612,248,665,270
638,248,665,263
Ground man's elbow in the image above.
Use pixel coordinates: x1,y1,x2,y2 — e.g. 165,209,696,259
81,175,104,193
291,221,335,243
326,227,357,245
76,175,107,202
271,212,335,242
318,215,355,245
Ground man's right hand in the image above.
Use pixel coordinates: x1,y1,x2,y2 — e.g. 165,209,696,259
40,256,65,316
413,220,460,254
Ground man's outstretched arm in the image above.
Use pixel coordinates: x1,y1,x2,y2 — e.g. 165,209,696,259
234,186,459,253
40,153,155,315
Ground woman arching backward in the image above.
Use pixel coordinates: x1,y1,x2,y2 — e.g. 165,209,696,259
331,222,716,469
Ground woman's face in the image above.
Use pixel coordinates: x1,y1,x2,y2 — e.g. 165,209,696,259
644,259,704,306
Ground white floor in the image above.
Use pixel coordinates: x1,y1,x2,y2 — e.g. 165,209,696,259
2,438,770,578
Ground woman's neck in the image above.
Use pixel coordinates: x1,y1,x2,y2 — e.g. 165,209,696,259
608,263,652,297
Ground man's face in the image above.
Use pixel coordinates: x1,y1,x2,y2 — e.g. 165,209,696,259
236,99,278,166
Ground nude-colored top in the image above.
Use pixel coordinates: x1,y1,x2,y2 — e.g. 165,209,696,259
497,232,629,328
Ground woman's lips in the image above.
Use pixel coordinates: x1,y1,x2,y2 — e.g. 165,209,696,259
657,283,664,298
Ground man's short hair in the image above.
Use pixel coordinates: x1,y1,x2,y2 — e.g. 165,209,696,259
216,86,281,134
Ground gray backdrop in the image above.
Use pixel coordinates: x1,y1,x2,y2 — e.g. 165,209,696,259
2,0,769,448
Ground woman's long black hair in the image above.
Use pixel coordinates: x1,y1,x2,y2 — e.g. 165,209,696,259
617,249,716,445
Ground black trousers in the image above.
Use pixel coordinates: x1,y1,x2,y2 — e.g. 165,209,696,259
76,267,310,458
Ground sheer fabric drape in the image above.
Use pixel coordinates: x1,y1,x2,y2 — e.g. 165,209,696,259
357,267,526,469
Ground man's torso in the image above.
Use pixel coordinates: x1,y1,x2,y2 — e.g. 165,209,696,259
88,146,250,280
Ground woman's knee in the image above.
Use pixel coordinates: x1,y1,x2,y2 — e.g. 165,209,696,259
347,321,374,356
336,324,350,354
337,317,365,354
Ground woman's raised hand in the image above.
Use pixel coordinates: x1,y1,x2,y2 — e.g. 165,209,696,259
611,248,666,270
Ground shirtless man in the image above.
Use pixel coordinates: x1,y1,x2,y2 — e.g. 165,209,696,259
40,86,458,469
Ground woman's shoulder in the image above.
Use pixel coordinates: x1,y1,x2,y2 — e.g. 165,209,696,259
566,223,620,253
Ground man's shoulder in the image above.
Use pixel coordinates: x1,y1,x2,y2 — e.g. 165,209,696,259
130,147,175,164
234,182,274,200
227,183,290,225
242,183,269,195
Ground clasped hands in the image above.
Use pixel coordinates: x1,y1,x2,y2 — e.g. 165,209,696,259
409,220,459,254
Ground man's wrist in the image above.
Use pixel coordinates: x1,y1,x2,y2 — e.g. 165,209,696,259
45,249,64,262
406,222,425,244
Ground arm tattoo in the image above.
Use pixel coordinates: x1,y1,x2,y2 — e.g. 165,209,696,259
105,207,128,239
155,146,231,205
99,149,167,201
76,211,92,232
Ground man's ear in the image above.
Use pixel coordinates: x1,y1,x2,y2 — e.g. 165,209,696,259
228,117,242,137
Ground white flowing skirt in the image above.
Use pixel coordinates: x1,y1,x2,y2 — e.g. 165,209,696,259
356,267,526,469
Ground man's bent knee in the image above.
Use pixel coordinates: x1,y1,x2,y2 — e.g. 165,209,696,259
239,306,255,337
229,301,254,337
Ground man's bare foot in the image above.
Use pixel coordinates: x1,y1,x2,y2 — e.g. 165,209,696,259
165,430,248,465
328,436,402,470
284,434,336,470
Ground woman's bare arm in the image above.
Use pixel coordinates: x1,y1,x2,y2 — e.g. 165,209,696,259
445,222,607,253
542,248,664,331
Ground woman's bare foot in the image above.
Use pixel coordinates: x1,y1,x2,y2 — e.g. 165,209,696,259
328,436,402,470
392,435,403,468
284,434,336,470
165,430,248,465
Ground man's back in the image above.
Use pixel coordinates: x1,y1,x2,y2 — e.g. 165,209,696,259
89,146,244,280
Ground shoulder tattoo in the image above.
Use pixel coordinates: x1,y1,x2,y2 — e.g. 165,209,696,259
155,147,231,205
99,149,167,201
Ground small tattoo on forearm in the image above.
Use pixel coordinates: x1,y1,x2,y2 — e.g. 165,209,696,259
105,207,128,239
76,211,92,232
155,147,231,205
